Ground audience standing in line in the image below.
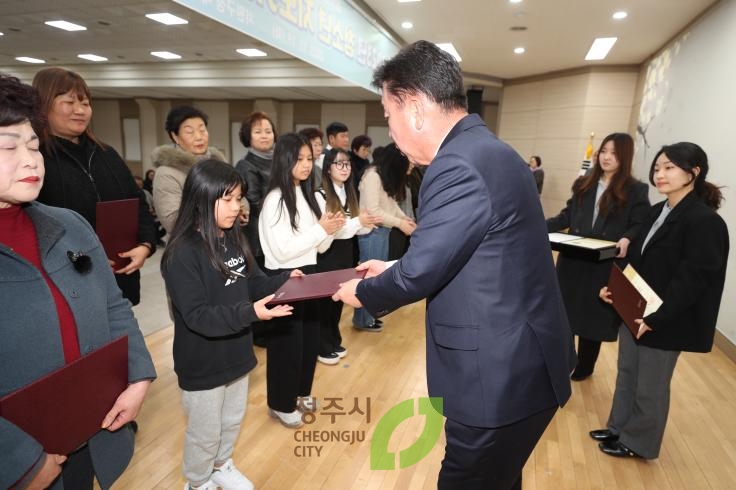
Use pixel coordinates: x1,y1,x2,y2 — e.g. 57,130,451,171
258,133,344,428
298,127,325,189
352,143,416,331
529,155,545,194
152,105,228,235
162,160,295,490
32,67,157,306
349,134,372,182
143,169,155,193
0,73,155,490
234,111,277,266
595,142,728,460
314,148,381,365
324,122,350,152
547,133,650,381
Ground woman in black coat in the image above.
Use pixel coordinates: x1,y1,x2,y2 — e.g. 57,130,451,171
593,142,729,460
547,133,650,380
33,67,156,305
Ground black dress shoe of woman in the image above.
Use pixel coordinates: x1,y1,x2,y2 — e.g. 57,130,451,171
599,440,641,458
589,429,618,442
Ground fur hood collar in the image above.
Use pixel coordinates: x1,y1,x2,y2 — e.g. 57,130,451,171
151,145,227,172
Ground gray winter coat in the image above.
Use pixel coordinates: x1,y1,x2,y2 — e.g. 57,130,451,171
0,202,156,489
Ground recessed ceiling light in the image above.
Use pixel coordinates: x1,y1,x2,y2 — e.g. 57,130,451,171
45,20,86,31
16,56,45,64
0,32,4,36
514,47,525,54
612,11,628,20
151,51,181,60
398,0,421,3
585,37,617,60
236,48,267,57
435,43,462,62
146,13,188,25
78,54,108,62
401,21,413,29
510,0,523,4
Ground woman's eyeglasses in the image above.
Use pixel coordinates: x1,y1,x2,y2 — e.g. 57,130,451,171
332,160,352,170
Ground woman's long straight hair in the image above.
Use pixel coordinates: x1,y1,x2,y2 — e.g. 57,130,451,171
321,148,359,215
375,143,410,202
162,159,254,278
267,132,322,231
573,132,637,217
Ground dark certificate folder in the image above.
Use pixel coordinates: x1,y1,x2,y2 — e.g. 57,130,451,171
0,336,129,455
549,233,618,261
267,268,368,305
607,263,646,337
96,198,139,269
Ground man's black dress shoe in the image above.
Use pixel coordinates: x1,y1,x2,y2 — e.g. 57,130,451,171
599,440,641,458
589,429,618,442
374,318,384,326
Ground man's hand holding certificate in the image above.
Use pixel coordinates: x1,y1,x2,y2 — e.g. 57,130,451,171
331,260,394,307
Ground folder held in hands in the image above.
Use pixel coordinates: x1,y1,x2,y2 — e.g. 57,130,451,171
96,198,139,269
267,268,368,305
607,263,662,337
0,336,129,455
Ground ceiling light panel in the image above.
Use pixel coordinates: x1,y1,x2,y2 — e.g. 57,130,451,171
514,47,525,54
146,13,188,25
585,37,617,60
16,56,45,64
151,51,182,60
45,20,86,31
401,21,413,29
236,48,267,57
78,54,108,62
612,11,628,20
397,0,421,3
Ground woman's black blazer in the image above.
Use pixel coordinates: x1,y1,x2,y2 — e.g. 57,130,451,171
628,191,729,352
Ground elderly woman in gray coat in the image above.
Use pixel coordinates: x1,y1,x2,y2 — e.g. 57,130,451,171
0,75,156,489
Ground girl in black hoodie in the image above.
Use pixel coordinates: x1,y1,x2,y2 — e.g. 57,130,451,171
162,159,298,490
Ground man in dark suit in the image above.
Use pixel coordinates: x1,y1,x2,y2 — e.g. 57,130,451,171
333,40,576,489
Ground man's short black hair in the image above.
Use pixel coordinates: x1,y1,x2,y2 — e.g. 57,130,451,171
372,40,466,112
326,122,348,137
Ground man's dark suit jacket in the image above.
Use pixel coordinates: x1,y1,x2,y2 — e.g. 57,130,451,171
357,114,576,428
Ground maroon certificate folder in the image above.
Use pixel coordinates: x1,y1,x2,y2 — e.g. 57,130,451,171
0,336,129,455
267,268,368,305
607,263,646,337
96,198,139,269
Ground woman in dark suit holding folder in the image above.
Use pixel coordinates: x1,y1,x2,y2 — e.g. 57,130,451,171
0,75,156,489
594,142,728,460
547,132,650,380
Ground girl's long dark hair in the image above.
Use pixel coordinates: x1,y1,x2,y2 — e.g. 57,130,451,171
321,148,359,215
649,142,724,210
267,133,321,231
162,159,254,278
573,132,637,217
375,143,410,202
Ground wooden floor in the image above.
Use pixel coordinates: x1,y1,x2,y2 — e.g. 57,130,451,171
116,301,736,489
